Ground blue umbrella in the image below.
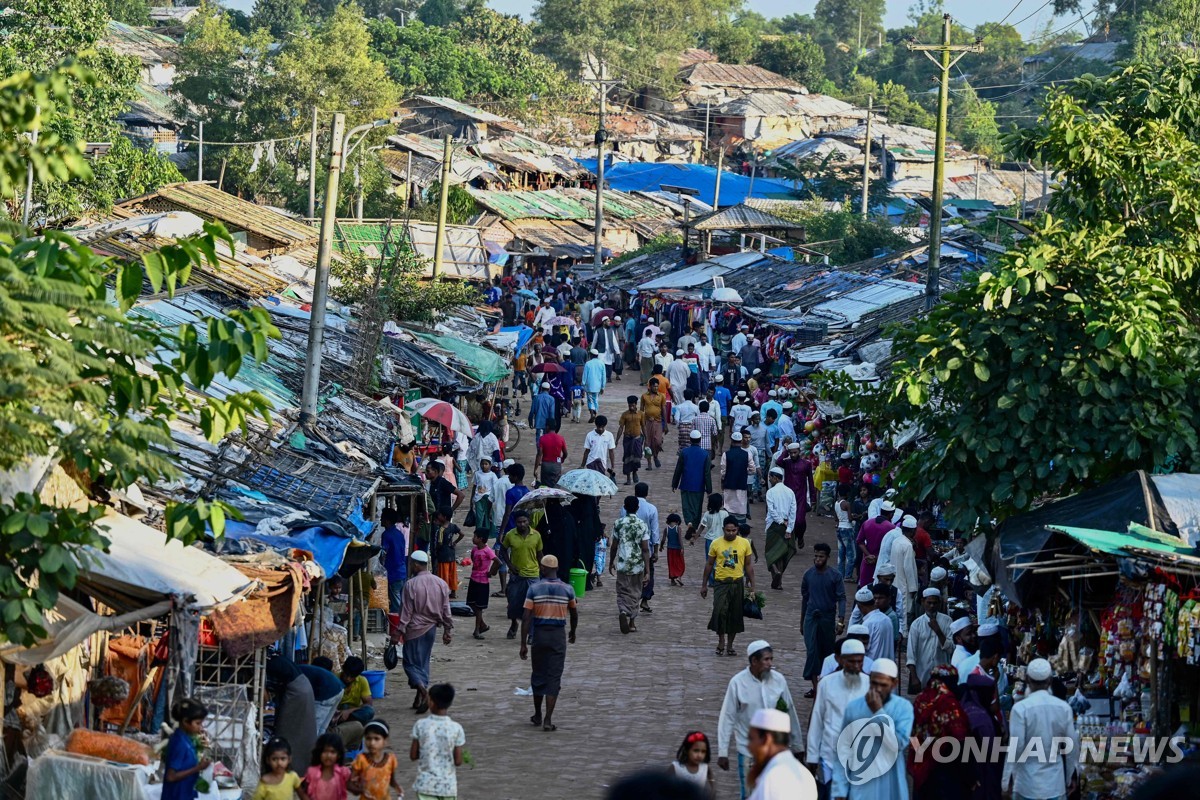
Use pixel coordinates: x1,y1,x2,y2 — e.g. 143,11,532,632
556,469,618,497
515,289,539,301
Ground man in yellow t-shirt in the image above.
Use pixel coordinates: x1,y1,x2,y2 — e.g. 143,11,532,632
701,516,756,656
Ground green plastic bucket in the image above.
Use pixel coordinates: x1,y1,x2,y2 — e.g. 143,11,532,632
569,565,587,598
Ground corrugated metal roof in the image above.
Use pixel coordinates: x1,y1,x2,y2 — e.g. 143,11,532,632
502,219,597,250
771,136,863,163
104,21,178,65
716,92,861,119
680,62,802,91
692,203,802,231
118,183,317,250
746,198,842,214
807,279,925,325
149,6,201,23
604,112,704,142
376,149,457,187
385,135,502,184
679,48,719,66
119,82,186,126
331,220,494,281
558,187,671,221
410,95,512,124
469,189,592,220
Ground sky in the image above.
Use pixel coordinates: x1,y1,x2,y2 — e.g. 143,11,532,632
221,0,1068,38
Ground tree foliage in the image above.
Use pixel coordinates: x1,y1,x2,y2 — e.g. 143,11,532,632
0,66,278,645
755,35,827,88
771,204,905,263
252,0,307,38
330,245,482,324
825,56,1200,527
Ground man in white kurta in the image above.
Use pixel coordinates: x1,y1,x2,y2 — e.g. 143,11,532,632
718,640,804,800
807,639,870,795
884,517,919,634
832,659,914,800
905,589,954,693
749,708,819,800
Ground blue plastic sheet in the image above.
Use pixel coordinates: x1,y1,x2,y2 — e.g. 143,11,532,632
222,521,355,578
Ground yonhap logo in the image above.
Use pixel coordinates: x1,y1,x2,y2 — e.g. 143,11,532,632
836,714,900,785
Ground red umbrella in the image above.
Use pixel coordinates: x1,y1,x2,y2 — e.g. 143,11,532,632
591,308,616,325
404,398,473,438
530,362,567,374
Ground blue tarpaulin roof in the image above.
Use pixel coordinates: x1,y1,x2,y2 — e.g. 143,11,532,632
576,159,803,208
500,325,535,352
221,520,355,579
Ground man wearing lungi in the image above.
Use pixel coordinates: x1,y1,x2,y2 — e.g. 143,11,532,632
396,550,453,714
520,555,578,733
608,496,651,634
701,516,756,657
672,429,712,529
639,378,668,471
500,510,544,640
800,543,845,698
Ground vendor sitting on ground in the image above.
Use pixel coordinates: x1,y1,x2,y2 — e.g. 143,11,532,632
334,655,375,748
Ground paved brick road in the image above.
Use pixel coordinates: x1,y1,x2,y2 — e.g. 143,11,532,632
374,383,838,799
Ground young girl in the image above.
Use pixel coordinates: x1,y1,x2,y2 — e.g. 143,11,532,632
252,738,304,800
467,531,499,639
695,494,727,587
350,720,403,800
303,733,350,800
664,513,685,586
471,456,497,542
669,730,715,799
163,698,210,800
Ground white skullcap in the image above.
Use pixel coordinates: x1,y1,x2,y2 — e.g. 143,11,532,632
541,381,551,388
950,617,975,635
885,488,898,498
842,451,854,459
880,501,896,512
901,515,917,529
841,638,866,656
787,442,801,450
738,391,747,397
690,430,702,440
769,390,778,397
750,708,791,734
876,563,897,576
769,466,785,477
746,639,771,658
922,588,942,598
753,368,762,375
930,567,948,582
783,401,794,409
740,324,749,329
614,315,622,321
731,432,743,442
715,374,724,382
978,623,1000,637
502,459,516,468
589,348,599,355
676,349,684,356
848,624,869,636
410,550,429,564
854,586,875,603
872,658,899,679
1026,658,1053,681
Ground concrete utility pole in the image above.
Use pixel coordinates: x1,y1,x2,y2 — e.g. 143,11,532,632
585,60,619,270
301,114,399,425
301,112,345,425
861,95,873,219
713,148,724,209
197,120,204,181
907,14,983,310
432,135,453,279
22,105,39,227
308,107,319,219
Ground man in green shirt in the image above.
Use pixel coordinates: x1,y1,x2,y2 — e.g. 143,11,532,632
501,510,544,639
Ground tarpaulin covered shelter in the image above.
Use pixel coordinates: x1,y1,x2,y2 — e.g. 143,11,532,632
411,330,512,384
992,471,1200,606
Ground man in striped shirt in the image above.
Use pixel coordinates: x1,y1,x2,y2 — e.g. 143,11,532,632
520,555,579,732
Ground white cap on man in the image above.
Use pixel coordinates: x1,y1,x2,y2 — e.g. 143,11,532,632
1026,658,1053,681
848,624,870,636
950,617,975,635
885,488,898,498
750,708,791,734
854,586,875,603
922,588,942,598
876,563,897,577
872,658,900,679
930,566,948,582
715,374,724,382
502,458,516,468
541,381,551,389
690,430,702,440
787,442,801,450
410,550,429,564
901,515,917,529
978,623,1000,638
769,466,785,478
747,640,771,658
841,638,866,655
589,348,599,355
731,432,743,442
881,500,896,512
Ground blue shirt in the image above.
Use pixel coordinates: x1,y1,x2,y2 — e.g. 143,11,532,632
666,524,683,549
766,422,782,452
761,400,783,421
529,392,556,429
162,728,199,800
381,524,408,582
582,358,607,392
504,485,530,531
712,386,732,416
832,694,915,800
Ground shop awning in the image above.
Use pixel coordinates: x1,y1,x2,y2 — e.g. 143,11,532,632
1045,523,1200,567
412,331,512,384
78,512,258,613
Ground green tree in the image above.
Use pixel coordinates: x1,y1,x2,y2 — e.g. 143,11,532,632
103,0,150,25
251,0,307,38
531,0,741,88
330,244,483,324
845,77,935,129
39,137,184,221
0,65,277,645
755,35,826,88
702,19,761,64
952,84,1001,156
825,55,1200,526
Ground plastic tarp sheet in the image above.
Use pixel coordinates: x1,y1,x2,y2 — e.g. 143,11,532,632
0,596,172,666
221,520,354,579
992,471,1177,606
1150,473,1200,547
412,331,512,384
26,751,159,800
79,513,257,612
494,324,535,353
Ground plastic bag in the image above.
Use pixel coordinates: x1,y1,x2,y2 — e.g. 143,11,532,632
743,596,763,620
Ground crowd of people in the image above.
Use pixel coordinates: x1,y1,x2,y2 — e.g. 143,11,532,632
163,267,1085,800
